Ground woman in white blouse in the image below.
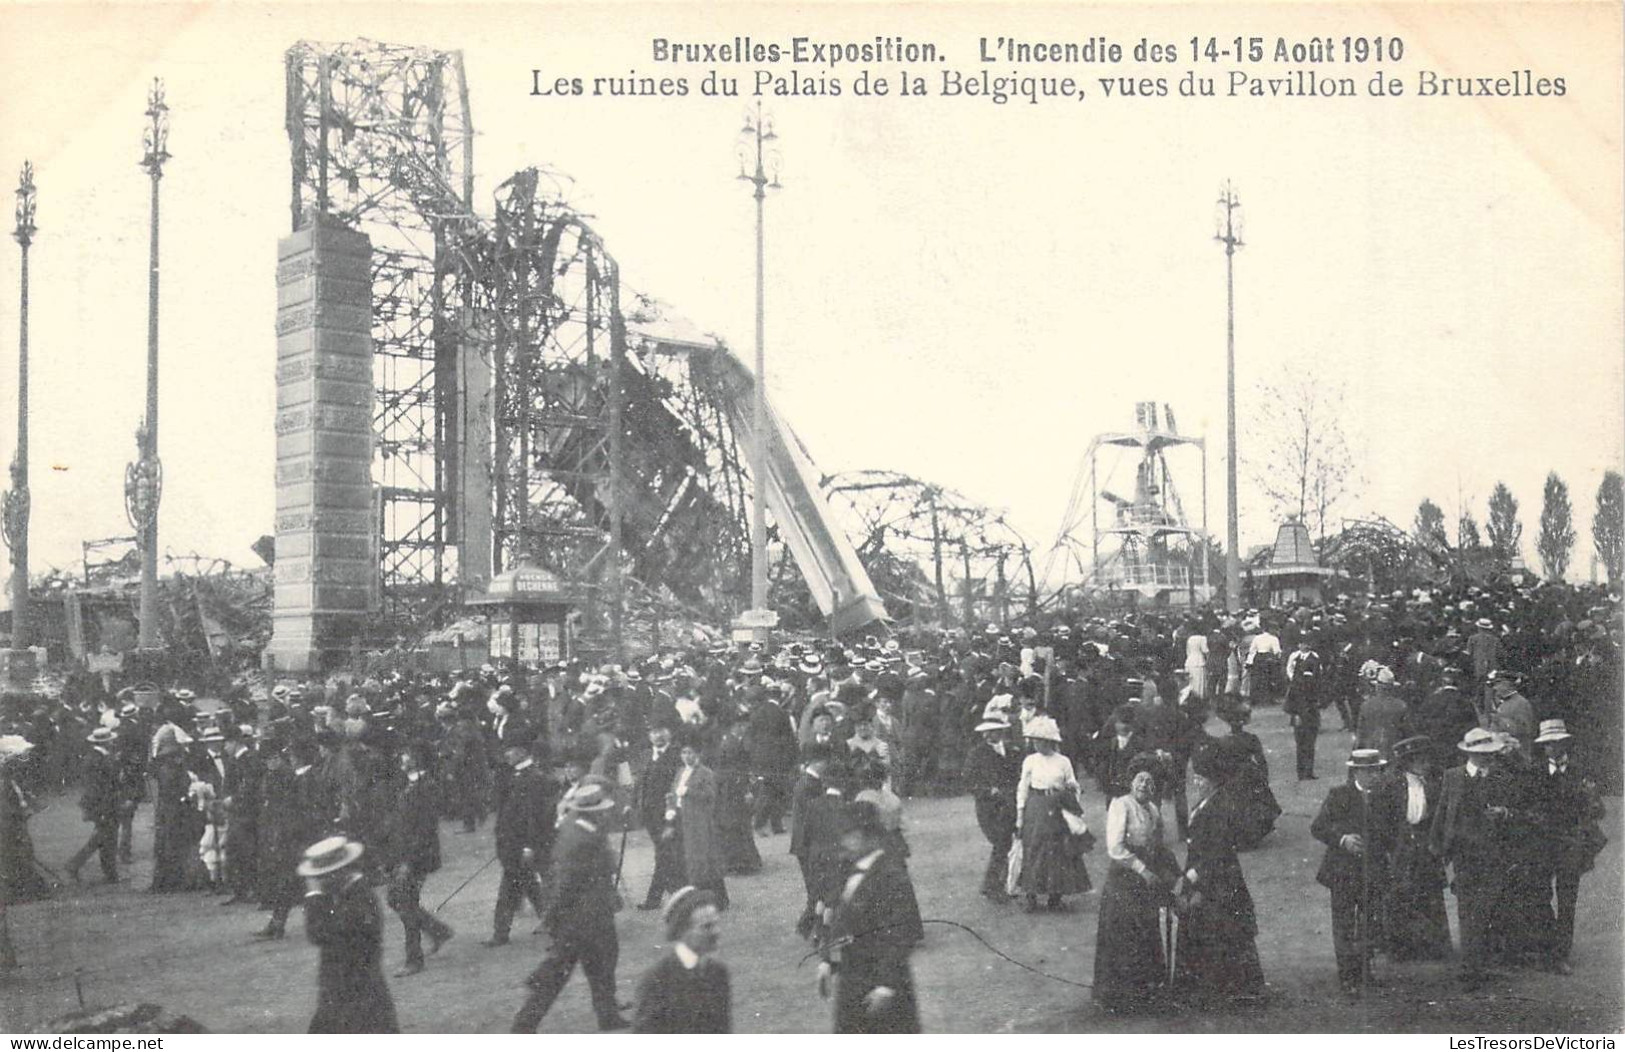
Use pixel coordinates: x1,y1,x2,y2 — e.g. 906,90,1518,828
1015,716,1092,912
1093,760,1179,1011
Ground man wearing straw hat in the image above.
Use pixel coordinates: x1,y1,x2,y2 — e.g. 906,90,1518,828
1310,748,1400,996
1532,718,1606,975
1429,726,1516,987
962,712,1021,902
64,727,122,886
298,835,398,1033
512,776,630,1032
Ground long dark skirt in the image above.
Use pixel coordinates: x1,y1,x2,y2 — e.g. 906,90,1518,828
1175,899,1264,1002
1019,792,1091,897
883,830,926,943
1388,831,1452,961
717,771,762,875
150,764,205,892
1093,864,1168,1010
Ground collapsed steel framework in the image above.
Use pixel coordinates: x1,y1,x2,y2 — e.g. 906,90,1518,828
284,40,762,647
821,469,1039,628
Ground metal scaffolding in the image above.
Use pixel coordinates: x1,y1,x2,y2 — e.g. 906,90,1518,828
282,39,808,650
285,40,481,630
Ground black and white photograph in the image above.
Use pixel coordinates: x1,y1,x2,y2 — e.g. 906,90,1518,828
0,0,1621,1038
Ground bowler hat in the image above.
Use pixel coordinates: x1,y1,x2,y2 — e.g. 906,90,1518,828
1391,735,1431,762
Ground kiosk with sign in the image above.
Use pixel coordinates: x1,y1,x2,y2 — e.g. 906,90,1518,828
465,559,580,670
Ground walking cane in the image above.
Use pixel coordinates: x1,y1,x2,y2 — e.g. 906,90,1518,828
434,852,500,913
613,821,631,900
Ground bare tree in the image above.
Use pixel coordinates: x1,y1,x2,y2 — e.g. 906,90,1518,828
1595,470,1624,588
1248,371,1360,543
1537,471,1576,581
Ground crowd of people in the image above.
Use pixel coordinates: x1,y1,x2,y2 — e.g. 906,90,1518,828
0,576,1617,1030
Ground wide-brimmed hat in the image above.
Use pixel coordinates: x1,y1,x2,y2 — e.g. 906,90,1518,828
1392,735,1432,762
1458,727,1505,754
566,777,617,812
975,716,1010,733
1346,748,1387,769
296,836,365,877
1535,719,1573,744
0,735,34,763
1024,715,1062,743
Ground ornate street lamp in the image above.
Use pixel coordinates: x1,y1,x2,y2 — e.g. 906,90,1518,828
3,162,37,656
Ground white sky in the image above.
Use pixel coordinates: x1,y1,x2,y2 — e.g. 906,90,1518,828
0,2,1619,585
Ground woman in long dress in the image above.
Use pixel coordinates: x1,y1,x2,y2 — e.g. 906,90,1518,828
1174,742,1265,1005
1015,716,1091,912
1184,629,1210,701
149,732,205,892
1385,736,1452,960
671,739,729,909
713,713,762,876
1093,758,1180,1012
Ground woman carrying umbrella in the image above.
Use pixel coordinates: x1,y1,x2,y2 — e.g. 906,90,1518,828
1093,753,1180,1012
1014,715,1092,913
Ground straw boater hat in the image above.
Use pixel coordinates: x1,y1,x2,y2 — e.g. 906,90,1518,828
975,714,1011,733
566,778,617,812
86,727,117,745
297,836,365,877
1346,748,1386,769
662,885,720,940
1534,719,1573,744
1458,727,1505,754
1475,618,1495,631
1024,715,1062,743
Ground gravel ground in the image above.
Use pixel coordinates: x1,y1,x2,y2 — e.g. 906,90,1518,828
5,705,1621,1034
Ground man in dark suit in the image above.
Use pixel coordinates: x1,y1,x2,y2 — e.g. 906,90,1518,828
634,723,684,910
299,836,399,1033
512,778,629,1032
962,715,1021,901
1429,726,1516,986
65,727,121,884
382,745,454,976
821,801,921,1033
1532,719,1605,974
1311,748,1400,996
486,742,555,946
256,733,326,940
633,886,731,1032
1283,640,1325,780
747,688,799,835
219,725,264,906
789,757,849,940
